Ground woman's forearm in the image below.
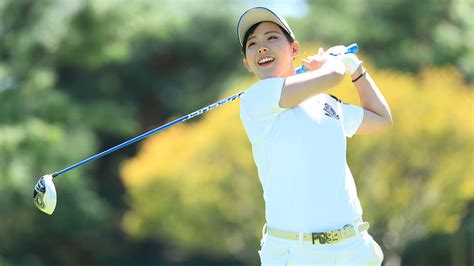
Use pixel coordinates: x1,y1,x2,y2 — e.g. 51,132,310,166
352,66,393,127
280,58,346,108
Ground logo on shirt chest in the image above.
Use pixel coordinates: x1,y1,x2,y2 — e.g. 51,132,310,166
324,103,339,120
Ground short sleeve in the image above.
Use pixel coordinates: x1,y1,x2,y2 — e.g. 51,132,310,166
340,102,364,138
240,78,286,121
240,78,286,144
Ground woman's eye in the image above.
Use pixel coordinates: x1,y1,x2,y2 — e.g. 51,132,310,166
247,42,255,48
268,36,278,40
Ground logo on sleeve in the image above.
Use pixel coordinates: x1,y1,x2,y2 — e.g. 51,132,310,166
324,103,340,120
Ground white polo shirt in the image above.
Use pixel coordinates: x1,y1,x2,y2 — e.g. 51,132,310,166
240,78,364,232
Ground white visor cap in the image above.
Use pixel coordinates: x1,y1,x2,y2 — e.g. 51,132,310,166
237,7,295,47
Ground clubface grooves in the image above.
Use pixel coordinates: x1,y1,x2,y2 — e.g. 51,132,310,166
33,177,46,208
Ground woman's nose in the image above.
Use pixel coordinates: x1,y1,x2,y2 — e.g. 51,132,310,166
258,47,268,53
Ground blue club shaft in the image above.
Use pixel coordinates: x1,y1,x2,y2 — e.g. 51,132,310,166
52,91,245,178
295,43,359,74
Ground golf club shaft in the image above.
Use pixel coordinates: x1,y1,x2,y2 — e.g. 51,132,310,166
295,43,359,74
52,43,359,178
52,91,245,178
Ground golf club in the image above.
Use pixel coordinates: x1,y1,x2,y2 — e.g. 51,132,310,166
33,43,359,215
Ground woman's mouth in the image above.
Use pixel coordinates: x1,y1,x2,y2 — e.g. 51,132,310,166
258,57,275,67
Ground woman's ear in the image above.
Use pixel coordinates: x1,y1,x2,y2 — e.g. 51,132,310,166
243,58,252,72
291,41,300,58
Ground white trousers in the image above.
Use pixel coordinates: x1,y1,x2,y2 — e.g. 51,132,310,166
258,230,383,266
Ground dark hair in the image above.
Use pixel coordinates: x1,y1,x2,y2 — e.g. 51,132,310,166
241,22,294,57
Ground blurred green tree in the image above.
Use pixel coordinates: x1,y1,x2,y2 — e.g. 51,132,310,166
0,0,118,265
297,0,474,82
1,0,243,264
401,200,473,266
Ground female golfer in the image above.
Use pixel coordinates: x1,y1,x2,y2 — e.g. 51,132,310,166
238,7,392,266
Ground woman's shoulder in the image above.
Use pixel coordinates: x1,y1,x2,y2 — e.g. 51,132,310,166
243,78,285,99
249,77,285,89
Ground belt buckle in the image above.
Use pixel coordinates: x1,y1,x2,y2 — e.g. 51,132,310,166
342,224,356,238
311,230,341,244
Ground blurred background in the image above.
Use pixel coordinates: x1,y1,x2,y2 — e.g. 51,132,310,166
1,0,472,265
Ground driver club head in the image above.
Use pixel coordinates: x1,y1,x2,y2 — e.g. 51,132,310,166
33,174,57,215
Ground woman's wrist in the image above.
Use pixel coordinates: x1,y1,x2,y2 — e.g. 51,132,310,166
351,65,365,80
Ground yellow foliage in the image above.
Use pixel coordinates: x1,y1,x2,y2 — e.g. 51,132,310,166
120,58,473,262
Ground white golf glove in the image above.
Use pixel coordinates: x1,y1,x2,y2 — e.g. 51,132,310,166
326,45,362,75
